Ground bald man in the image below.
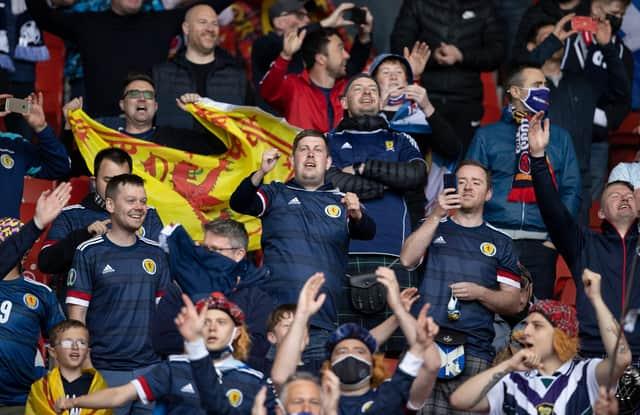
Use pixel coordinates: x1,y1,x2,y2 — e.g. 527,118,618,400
152,4,253,130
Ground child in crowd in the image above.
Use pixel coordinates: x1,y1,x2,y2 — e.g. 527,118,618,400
264,304,311,378
26,320,112,414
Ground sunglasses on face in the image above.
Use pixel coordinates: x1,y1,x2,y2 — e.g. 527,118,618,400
123,90,155,100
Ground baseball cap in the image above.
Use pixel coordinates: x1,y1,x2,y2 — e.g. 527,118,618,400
269,0,315,22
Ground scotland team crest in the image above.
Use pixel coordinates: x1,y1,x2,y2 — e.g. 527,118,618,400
360,400,374,412
142,259,157,275
23,293,39,309
480,242,496,257
226,389,243,407
325,204,342,218
0,154,14,169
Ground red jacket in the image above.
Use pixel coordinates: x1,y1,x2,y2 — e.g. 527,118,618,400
259,55,347,132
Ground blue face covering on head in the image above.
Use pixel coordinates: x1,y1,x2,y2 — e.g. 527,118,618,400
520,87,551,113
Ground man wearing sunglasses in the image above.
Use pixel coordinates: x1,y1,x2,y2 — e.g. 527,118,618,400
62,73,227,176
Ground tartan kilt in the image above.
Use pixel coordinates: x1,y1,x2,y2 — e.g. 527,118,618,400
419,355,490,415
337,253,422,355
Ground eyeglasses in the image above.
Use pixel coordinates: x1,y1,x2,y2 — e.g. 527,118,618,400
123,90,155,100
207,245,241,254
285,10,309,19
56,339,89,349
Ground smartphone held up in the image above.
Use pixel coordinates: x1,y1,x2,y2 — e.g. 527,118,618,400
443,173,458,192
0,97,30,115
345,6,366,26
571,15,598,33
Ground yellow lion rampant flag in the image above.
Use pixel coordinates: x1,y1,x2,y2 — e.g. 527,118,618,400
68,99,299,250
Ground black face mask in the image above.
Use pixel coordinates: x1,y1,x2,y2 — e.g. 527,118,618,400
331,355,372,390
606,14,623,34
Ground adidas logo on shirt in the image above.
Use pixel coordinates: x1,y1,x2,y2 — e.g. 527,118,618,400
288,197,301,206
433,236,447,245
102,264,115,274
341,142,352,149
180,383,196,394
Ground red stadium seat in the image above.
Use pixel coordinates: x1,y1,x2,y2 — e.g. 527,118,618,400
480,72,501,125
35,32,65,136
555,255,576,307
20,178,57,285
69,176,91,205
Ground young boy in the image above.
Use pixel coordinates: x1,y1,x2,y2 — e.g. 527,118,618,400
264,304,311,379
26,320,112,414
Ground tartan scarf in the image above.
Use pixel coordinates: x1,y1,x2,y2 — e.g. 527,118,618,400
507,108,557,203
0,0,49,72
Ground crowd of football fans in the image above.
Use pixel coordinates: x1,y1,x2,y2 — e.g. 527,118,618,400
0,0,639,414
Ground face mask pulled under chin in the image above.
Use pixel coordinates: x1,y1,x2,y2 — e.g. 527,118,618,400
519,87,551,114
331,354,372,390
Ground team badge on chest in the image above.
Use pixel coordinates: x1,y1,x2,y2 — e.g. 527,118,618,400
0,154,14,169
23,293,39,309
142,258,157,275
360,400,374,412
325,204,342,218
226,389,243,407
480,242,496,257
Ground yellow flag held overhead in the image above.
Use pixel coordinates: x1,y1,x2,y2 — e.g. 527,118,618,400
69,99,300,250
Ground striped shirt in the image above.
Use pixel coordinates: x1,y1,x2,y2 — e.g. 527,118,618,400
419,218,521,362
487,358,601,414
0,276,64,404
66,235,170,370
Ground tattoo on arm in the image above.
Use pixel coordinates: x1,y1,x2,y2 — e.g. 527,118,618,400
469,371,508,408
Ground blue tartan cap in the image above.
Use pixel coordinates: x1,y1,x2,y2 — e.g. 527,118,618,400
326,323,377,357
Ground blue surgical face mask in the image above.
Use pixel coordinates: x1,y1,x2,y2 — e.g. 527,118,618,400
519,87,551,113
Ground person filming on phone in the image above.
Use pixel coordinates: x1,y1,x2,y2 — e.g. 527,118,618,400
465,65,580,301
0,92,70,219
400,160,521,414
